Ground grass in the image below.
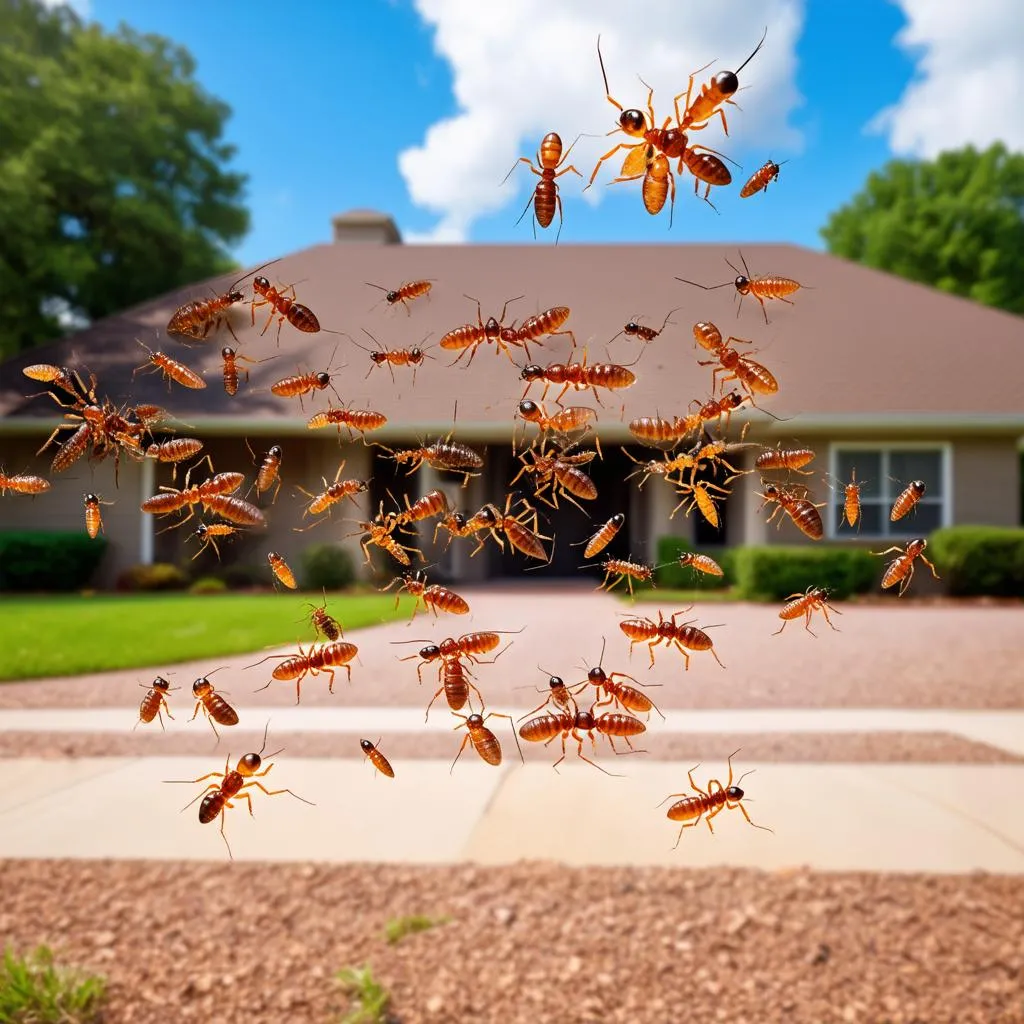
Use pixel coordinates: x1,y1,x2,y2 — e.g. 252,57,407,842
0,945,106,1024
335,965,392,1024
383,913,451,945
0,591,414,681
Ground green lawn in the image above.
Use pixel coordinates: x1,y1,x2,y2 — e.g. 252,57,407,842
0,592,412,681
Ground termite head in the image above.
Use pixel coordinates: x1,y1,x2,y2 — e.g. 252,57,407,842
84,492,98,505
723,391,745,410
661,127,686,159
618,108,647,136
193,677,213,697
734,276,751,294
549,675,565,691
268,445,282,459
238,751,263,776
226,289,245,304
760,483,780,500
484,317,501,341
152,676,171,693
194,524,209,539
609,513,625,527
409,347,425,363
221,346,235,360
908,538,927,556
253,276,271,294
588,667,607,684
521,364,545,382
268,550,282,562
624,322,641,336
370,351,389,365
726,784,744,800
517,399,541,422
418,644,441,663
714,69,740,97
910,480,926,495
385,290,400,304
466,713,484,728
475,506,499,527
315,372,331,388
575,710,596,731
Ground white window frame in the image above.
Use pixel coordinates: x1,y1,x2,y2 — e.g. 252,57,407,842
826,442,953,541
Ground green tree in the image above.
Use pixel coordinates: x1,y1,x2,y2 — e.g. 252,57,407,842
820,143,1024,315
0,0,249,356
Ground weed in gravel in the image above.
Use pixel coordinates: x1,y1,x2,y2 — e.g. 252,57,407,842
383,913,451,945
335,964,393,1024
0,944,107,1023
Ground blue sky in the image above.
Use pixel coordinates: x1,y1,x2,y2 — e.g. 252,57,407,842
74,0,1021,266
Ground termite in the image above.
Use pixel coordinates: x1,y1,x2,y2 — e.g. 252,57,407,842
477,494,551,561
586,556,656,597
439,294,524,366
677,251,803,325
575,514,625,559
270,365,342,410
0,470,51,496
83,492,113,539
382,570,471,620
502,305,577,352
295,462,368,528
248,442,283,503
380,436,485,489
166,259,278,342
757,482,825,540
755,444,815,474
268,551,298,589
504,132,582,243
890,480,926,522
661,750,771,847
366,279,433,314
611,307,679,344
520,352,637,406
519,672,580,720
251,275,321,343
133,339,206,390
619,609,726,670
351,329,432,384
874,538,940,597
307,595,343,642
144,438,209,481
221,345,272,397
136,676,177,730
572,639,663,719
841,468,863,529
360,738,395,778
307,405,389,442
610,152,676,224
249,641,360,703
451,711,521,772
677,551,724,579
773,586,842,637
740,159,784,198
190,522,242,561
191,675,239,738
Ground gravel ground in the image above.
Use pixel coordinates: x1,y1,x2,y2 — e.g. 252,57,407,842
3,592,1023,710
2,859,1021,1024
0,729,1018,763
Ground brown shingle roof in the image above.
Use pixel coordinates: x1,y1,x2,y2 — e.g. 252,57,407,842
2,242,1023,434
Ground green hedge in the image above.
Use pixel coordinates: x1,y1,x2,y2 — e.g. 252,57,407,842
733,546,877,600
301,543,356,591
0,531,108,592
654,537,735,590
928,526,1024,597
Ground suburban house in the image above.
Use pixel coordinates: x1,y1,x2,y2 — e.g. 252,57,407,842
1,210,1022,587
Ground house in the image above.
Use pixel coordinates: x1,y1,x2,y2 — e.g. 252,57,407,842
1,210,1022,587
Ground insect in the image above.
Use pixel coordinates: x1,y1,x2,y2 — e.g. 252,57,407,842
166,260,278,342
612,308,679,344
366,279,433,314
433,505,500,551
585,37,688,190
190,675,240,738
381,435,484,488
307,595,343,641
0,470,50,496
674,27,767,135
251,275,320,343
890,480,926,522
623,447,697,490
519,672,580,720
248,442,283,503
677,142,734,209
840,468,863,529
295,463,367,528
693,323,779,397
360,738,395,778
576,514,625,559
387,489,450,532
476,493,552,561
144,438,209,481
774,586,842,637
661,750,771,848
677,252,803,325
168,724,313,859
755,444,815,474
190,522,242,561
588,556,655,597
690,391,752,436
351,329,432,385
306,405,388,442
572,639,663,719
757,482,825,540
83,492,113,539
671,480,732,527
137,675,177,729
22,363,97,405
515,400,597,456
740,159,784,198
439,295,525,366
383,570,471,620
268,551,298,589
510,439,598,513
451,711,520,772
677,551,724,578
504,131,582,242
518,705,645,775
520,352,637,406
133,340,206,390
874,538,941,597
501,305,577,352
610,151,676,224
619,609,726,670
627,414,694,448
270,364,342,410
355,509,423,567
402,642,486,719
250,640,360,702
221,346,272,397
200,494,266,528
141,469,245,528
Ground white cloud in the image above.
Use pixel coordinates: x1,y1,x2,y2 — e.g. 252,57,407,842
871,0,1024,157
38,0,91,16
400,0,805,242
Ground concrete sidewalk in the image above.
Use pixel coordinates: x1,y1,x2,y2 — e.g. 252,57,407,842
1,757,1022,871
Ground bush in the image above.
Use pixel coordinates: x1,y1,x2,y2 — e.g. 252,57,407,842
301,543,356,591
189,576,229,595
928,526,1024,597
733,546,877,600
0,532,108,592
216,563,270,589
115,562,189,592
654,536,735,590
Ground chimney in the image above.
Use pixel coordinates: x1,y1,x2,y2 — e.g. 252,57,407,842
331,209,402,245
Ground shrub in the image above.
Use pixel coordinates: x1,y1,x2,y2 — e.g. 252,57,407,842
189,576,229,595
654,536,735,590
928,526,1024,597
216,563,269,589
0,532,108,592
301,543,355,591
115,562,189,592
733,546,877,600
0,944,106,1024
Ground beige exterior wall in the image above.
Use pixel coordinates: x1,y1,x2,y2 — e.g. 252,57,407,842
952,438,1020,526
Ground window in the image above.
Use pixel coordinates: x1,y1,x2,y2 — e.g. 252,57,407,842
827,445,950,539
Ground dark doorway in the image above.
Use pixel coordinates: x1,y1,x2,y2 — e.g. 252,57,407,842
483,444,651,579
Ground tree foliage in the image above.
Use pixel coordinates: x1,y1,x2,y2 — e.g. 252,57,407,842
0,0,249,356
820,143,1024,315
